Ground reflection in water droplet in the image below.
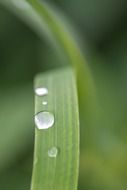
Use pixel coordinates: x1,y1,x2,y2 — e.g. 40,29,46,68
35,87,48,96
12,0,31,10
35,112,54,129
42,101,48,105
48,147,58,158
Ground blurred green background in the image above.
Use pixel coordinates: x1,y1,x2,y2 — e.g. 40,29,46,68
0,0,127,189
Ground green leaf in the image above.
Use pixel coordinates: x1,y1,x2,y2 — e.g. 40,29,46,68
31,67,79,190
0,1,99,189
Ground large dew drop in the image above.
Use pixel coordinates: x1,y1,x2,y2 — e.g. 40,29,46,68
48,147,58,158
35,112,54,130
35,87,48,96
12,0,31,10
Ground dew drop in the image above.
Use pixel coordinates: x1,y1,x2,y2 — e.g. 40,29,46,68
35,87,48,96
48,147,58,158
35,111,54,130
12,0,31,10
42,101,48,105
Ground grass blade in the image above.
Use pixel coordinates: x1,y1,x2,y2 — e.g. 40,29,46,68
31,67,79,190
0,1,100,189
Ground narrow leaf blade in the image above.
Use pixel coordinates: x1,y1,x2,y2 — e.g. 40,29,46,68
31,67,79,190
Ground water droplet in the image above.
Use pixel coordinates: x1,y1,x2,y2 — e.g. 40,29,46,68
35,112,54,130
12,0,31,10
42,101,48,105
35,87,48,96
48,147,58,158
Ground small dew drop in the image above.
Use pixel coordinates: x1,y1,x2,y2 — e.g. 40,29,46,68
42,101,48,105
35,87,48,96
12,0,31,10
48,147,58,158
35,111,54,130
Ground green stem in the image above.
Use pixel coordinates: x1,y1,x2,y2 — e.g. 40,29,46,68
29,0,98,125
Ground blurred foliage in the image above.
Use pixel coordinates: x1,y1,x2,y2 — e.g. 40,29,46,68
0,0,127,190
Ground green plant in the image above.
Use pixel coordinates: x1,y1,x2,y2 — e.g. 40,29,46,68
32,67,79,190
0,0,98,189
1,1,127,190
